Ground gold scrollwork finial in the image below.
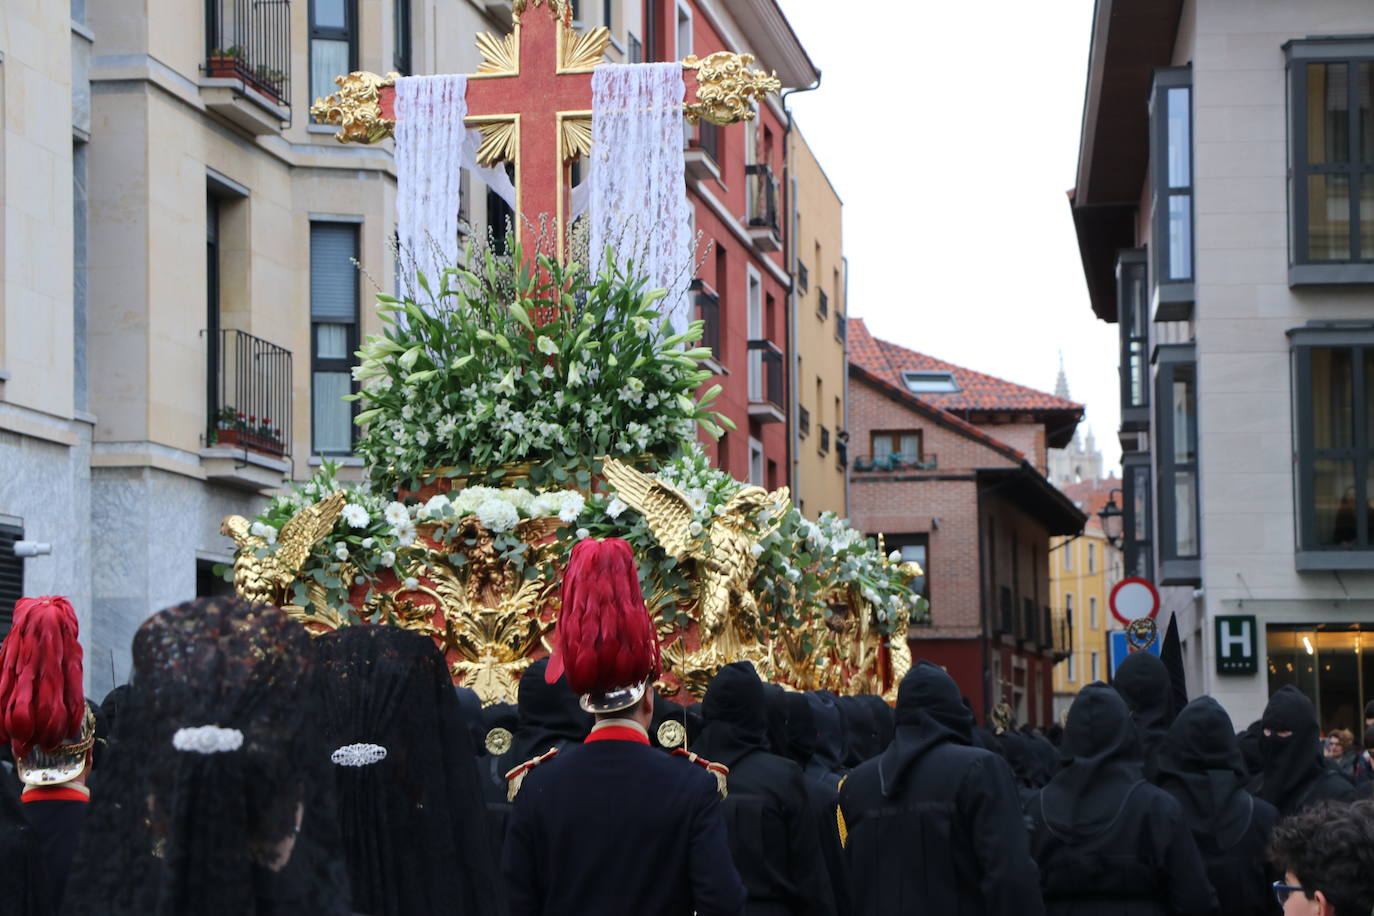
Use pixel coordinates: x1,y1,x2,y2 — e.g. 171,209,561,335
310,71,399,144
683,52,782,126
512,0,574,21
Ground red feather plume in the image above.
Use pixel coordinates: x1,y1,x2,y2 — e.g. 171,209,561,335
546,538,660,695
0,596,84,759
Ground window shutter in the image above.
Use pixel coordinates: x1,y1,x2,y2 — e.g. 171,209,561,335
310,223,359,322
0,526,24,636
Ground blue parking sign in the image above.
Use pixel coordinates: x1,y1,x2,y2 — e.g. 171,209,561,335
1109,630,1160,678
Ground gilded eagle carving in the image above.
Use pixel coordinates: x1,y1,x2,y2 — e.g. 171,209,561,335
220,491,347,605
601,459,788,642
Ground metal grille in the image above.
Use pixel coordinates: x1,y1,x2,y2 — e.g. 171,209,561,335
0,525,24,637
205,0,292,106
207,329,293,456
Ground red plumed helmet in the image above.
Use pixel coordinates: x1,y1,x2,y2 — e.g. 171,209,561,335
547,538,660,702
0,596,84,760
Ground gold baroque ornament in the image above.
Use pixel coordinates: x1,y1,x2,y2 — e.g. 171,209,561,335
683,52,783,126
309,71,398,144
512,0,574,21
656,719,687,749
221,492,347,606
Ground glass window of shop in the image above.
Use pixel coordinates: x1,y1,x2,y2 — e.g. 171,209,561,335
1267,625,1374,733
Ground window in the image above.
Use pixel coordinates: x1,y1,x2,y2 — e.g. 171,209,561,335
902,371,959,394
893,538,928,600
1285,40,1374,283
675,1,692,59
1090,650,1100,682
797,262,808,293
1156,344,1200,584
1067,650,1077,683
1291,327,1374,567
1089,596,1098,629
820,426,830,454
1149,67,1193,317
1117,249,1149,427
1064,541,1074,571
748,437,764,487
870,431,921,464
1065,592,1073,627
628,33,642,63
1123,450,1155,579
818,288,829,319
1088,542,1097,574
311,0,356,121
393,0,412,75
0,523,23,638
798,405,810,437
310,222,359,454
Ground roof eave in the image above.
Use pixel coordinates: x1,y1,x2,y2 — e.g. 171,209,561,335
978,466,1089,536
726,0,821,90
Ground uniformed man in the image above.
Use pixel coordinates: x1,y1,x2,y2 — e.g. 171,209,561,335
500,538,746,916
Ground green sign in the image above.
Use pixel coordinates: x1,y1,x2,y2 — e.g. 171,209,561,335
1215,615,1258,675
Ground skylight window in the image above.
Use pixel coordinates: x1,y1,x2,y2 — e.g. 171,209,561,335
902,371,960,394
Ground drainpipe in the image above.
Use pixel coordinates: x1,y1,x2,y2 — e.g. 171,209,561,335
842,253,850,517
780,74,822,505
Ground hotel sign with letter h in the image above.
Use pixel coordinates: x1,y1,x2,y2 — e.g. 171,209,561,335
1215,615,1258,675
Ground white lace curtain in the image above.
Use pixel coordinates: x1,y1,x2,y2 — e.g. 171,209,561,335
589,63,693,334
394,74,468,302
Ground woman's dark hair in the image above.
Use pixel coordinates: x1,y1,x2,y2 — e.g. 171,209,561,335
1270,800,1374,916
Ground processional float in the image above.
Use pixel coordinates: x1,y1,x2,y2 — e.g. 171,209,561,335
222,0,926,709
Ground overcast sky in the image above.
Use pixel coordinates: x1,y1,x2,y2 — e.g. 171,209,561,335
780,0,1121,468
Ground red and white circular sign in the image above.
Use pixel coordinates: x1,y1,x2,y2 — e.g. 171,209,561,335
1109,577,1160,626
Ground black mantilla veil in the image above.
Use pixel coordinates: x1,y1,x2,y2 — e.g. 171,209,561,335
316,624,504,916
64,598,351,916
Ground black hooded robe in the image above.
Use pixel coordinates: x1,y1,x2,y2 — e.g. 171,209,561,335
1113,652,1175,781
1027,683,1216,916
1251,685,1356,817
839,661,1043,916
695,663,838,916
1155,697,1279,916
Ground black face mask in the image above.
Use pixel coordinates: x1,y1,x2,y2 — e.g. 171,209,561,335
1256,686,1325,811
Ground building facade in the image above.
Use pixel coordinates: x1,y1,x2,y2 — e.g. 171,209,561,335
0,0,820,691
1049,479,1124,720
1073,0,1374,731
847,320,1085,726
787,125,846,516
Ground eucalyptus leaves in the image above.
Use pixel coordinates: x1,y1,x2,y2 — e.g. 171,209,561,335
349,243,732,491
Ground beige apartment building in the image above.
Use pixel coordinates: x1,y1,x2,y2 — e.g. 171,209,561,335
788,125,846,516
1075,0,1374,730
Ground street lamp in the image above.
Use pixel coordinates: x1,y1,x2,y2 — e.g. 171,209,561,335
1098,489,1124,547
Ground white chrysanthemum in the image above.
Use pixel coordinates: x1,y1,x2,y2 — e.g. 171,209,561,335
341,503,370,528
380,551,396,568
420,494,451,520
477,499,519,533
500,488,535,513
605,497,628,520
557,491,585,523
334,542,350,561
392,519,417,546
384,502,409,527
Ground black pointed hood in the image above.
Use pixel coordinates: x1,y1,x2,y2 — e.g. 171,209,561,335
1113,651,1173,774
805,691,849,783
695,661,771,768
876,661,972,797
1039,683,1142,838
507,657,592,764
1155,697,1253,847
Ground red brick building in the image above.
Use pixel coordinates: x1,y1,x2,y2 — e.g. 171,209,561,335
640,0,818,488
847,320,1085,726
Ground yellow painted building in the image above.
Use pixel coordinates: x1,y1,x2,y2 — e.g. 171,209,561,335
1050,500,1123,720
787,125,846,516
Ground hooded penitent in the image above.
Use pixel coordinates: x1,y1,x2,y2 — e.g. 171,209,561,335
804,691,849,788
1154,697,1253,847
877,660,974,798
1039,683,1142,838
1257,685,1355,815
695,662,771,768
507,657,592,765
546,538,660,713
316,625,502,916
63,598,352,916
0,597,87,765
1112,651,1173,778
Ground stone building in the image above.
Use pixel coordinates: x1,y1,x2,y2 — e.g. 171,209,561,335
1047,362,1106,487
847,319,1085,726
1072,0,1374,729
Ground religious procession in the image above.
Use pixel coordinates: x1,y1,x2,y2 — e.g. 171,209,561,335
8,0,1374,913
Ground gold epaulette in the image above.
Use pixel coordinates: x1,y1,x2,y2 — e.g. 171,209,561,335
504,746,559,802
836,775,849,848
673,748,730,800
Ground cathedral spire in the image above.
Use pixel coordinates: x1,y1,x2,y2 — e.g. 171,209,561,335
1054,351,1070,400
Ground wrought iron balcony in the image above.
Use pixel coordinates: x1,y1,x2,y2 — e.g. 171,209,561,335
691,279,721,368
206,329,292,458
852,452,939,473
746,338,785,423
204,0,291,123
745,163,782,252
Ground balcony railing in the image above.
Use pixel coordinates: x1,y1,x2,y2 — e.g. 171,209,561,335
205,0,292,106
207,329,292,457
746,163,780,232
692,279,721,364
852,453,938,472
747,338,784,419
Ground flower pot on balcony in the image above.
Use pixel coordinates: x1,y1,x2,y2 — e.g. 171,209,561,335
207,56,243,80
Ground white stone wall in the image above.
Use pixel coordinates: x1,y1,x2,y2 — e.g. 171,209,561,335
1184,0,1374,725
